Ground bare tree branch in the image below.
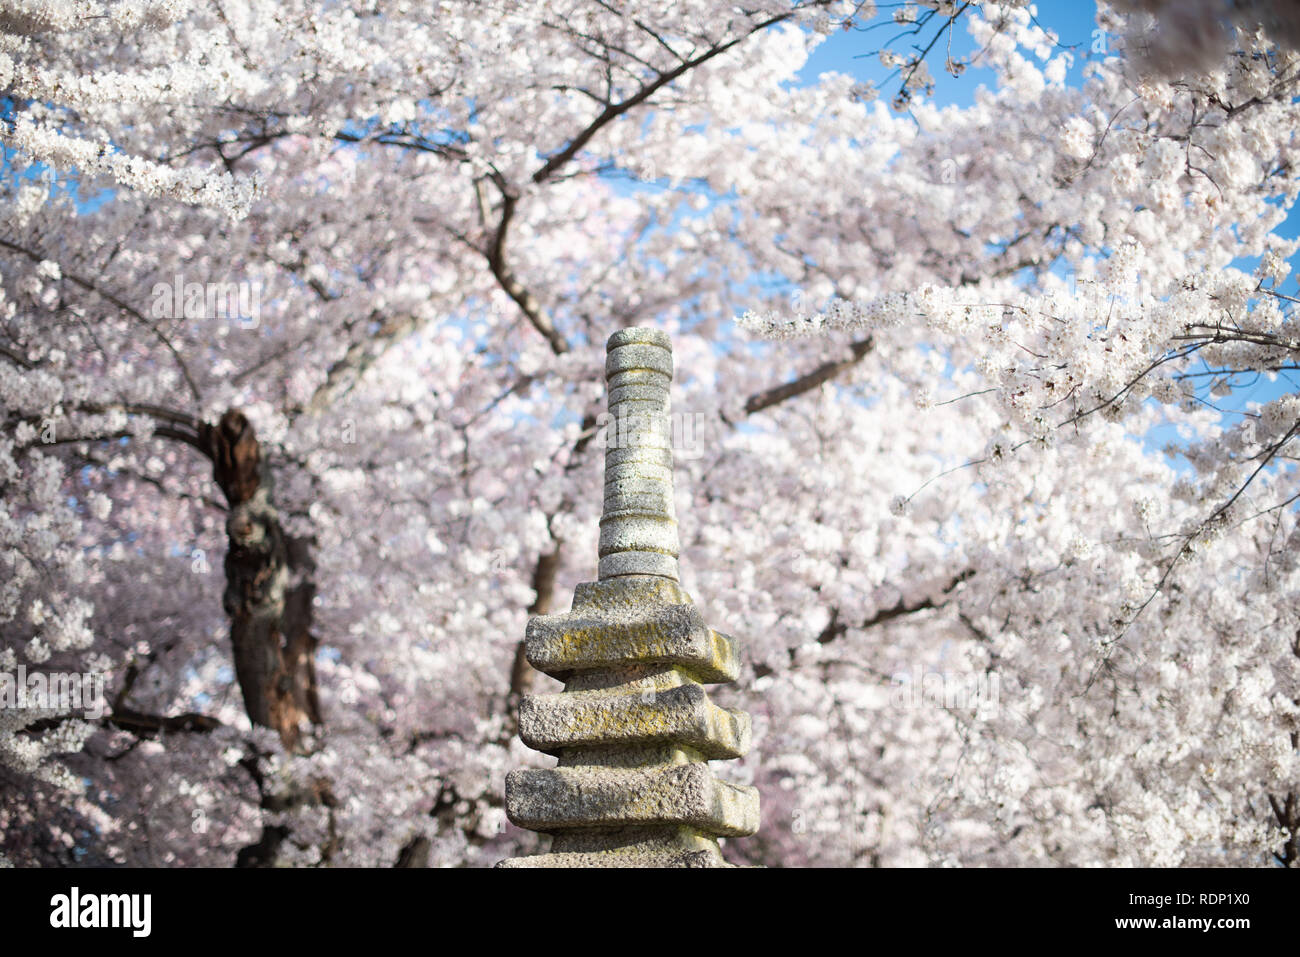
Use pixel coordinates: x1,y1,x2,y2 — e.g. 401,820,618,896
742,337,875,417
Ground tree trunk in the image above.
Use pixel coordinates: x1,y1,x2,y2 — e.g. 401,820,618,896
508,544,561,712
201,409,326,867
201,409,320,752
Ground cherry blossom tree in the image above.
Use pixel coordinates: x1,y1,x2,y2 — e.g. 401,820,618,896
1,0,1296,868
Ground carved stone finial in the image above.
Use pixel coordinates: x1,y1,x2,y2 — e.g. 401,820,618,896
598,327,680,581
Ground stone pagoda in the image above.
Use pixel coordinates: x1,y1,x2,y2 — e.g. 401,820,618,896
499,327,758,867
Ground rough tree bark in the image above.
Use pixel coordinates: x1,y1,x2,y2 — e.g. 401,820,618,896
200,409,320,752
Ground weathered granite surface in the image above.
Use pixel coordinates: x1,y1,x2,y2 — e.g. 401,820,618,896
498,327,758,868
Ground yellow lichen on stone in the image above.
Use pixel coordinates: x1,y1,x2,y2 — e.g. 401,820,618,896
525,605,740,683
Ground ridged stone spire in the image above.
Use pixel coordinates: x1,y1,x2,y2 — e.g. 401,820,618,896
498,327,759,867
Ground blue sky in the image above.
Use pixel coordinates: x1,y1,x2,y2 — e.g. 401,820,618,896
799,1,1104,104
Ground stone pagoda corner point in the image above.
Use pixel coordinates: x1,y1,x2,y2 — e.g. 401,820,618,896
498,327,759,868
